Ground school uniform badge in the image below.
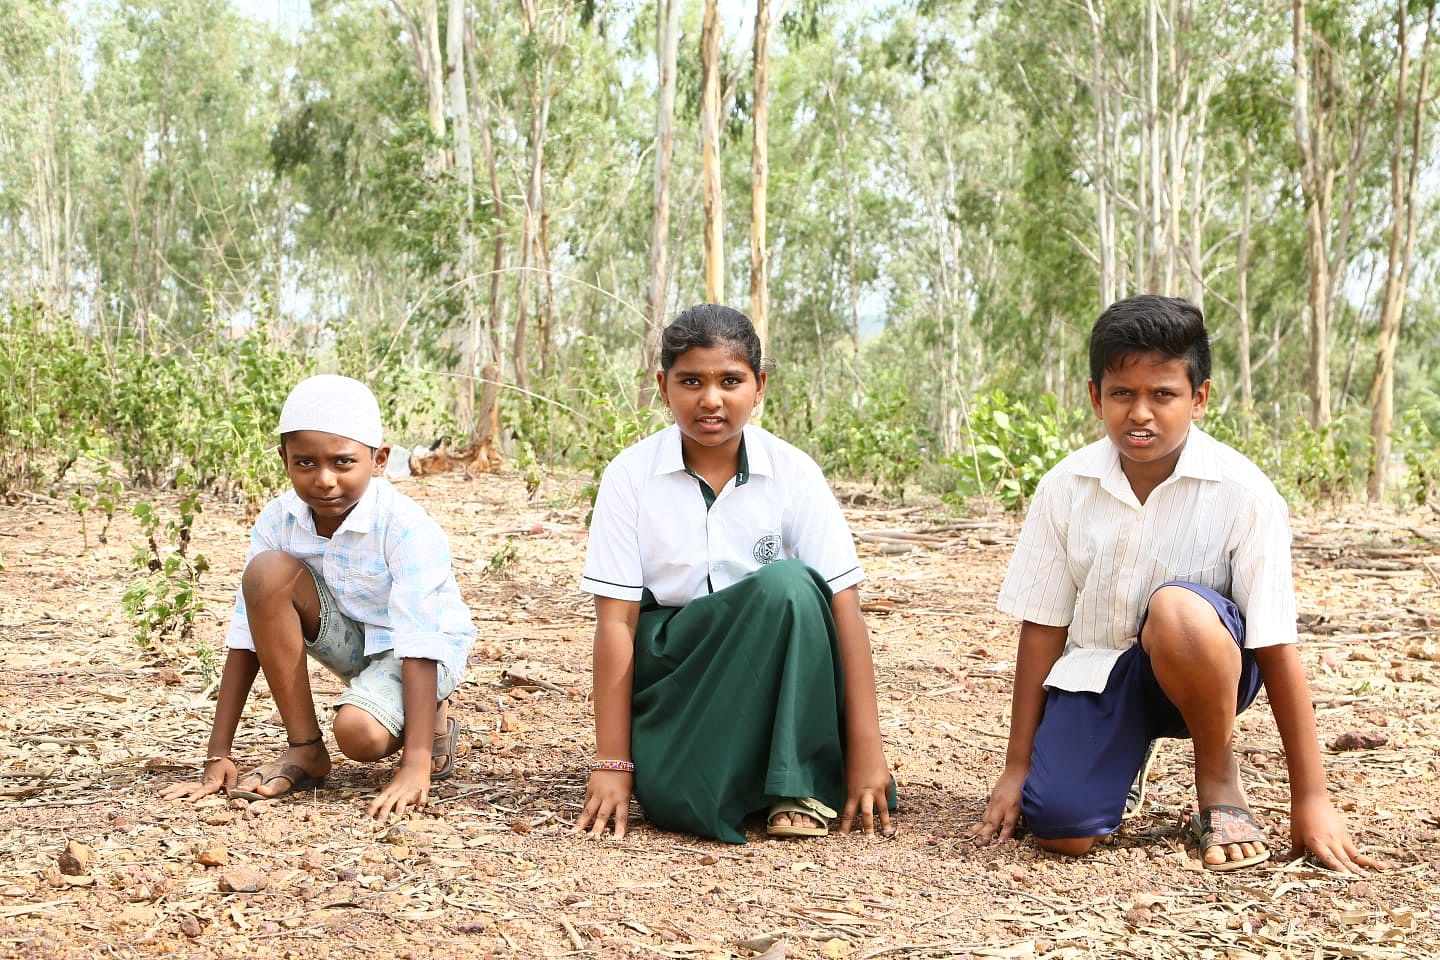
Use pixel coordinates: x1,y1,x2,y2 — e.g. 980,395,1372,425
752,534,782,564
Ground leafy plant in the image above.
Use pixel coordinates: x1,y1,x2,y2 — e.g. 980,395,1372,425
121,489,210,651
950,388,1089,510
811,376,929,502
1399,409,1439,506
487,538,520,576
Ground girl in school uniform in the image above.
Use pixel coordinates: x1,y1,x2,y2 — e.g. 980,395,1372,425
573,304,895,844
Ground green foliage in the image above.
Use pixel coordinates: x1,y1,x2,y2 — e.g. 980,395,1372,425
1399,409,1439,506
0,303,304,510
1203,409,1368,505
810,376,930,502
510,337,665,517
487,538,520,576
0,306,105,494
68,462,125,550
122,491,210,652
949,389,1089,511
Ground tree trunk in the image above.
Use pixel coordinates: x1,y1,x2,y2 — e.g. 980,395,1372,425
1367,1,1433,501
750,0,772,354
465,14,505,365
700,0,725,304
1236,139,1254,421
1291,0,1332,430
642,0,682,392
514,27,556,393
446,0,477,429
422,0,446,138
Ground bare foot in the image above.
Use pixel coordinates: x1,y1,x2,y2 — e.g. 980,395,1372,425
768,811,823,830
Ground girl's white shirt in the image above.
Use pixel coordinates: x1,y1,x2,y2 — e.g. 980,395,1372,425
581,424,863,607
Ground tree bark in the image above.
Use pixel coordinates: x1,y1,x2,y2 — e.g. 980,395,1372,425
446,0,478,429
422,0,446,138
642,0,682,392
1291,0,1333,430
750,0,772,354
1367,1,1433,501
700,0,725,304
1236,139,1254,421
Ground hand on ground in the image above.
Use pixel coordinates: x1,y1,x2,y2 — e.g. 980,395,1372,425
839,760,894,836
368,764,431,821
158,759,235,801
574,770,632,840
1291,794,1386,873
970,767,1026,843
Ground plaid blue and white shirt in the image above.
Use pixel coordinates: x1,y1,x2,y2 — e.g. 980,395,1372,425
225,478,475,683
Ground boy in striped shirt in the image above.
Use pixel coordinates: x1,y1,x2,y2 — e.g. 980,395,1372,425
160,375,475,821
970,296,1378,873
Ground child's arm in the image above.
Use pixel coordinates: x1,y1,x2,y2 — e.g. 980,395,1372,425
367,657,440,821
574,596,639,839
158,648,260,801
969,620,1068,842
1253,643,1383,873
830,586,894,836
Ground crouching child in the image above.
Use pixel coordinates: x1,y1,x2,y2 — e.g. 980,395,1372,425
970,296,1380,873
160,375,475,821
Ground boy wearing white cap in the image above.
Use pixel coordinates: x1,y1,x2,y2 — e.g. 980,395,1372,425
160,375,476,821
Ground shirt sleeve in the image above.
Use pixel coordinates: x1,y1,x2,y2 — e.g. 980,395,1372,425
224,504,287,651
581,459,645,601
783,458,864,594
1228,486,1298,649
996,472,1077,626
383,514,476,664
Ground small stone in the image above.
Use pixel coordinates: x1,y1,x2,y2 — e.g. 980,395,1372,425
699,853,719,866
499,711,523,733
158,667,184,685
1124,906,1153,926
179,916,203,938
228,798,250,811
218,867,267,893
58,840,93,876
196,842,228,867
203,812,235,827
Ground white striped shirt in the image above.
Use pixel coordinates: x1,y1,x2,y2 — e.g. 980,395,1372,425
997,426,1297,693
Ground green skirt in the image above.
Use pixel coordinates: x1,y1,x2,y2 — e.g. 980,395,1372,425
631,559,856,843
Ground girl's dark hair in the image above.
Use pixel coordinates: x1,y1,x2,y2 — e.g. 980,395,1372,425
1088,295,1210,388
659,304,763,375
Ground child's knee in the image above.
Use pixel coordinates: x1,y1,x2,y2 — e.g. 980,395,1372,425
241,550,309,605
1022,783,1116,844
332,706,396,761
1142,586,1233,658
1035,835,1101,857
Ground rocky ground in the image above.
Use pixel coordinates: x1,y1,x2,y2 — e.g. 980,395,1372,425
2,470,1438,959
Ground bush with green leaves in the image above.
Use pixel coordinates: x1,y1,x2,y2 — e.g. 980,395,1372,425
949,388,1090,510
1204,408,1367,505
1399,409,1439,506
0,305,107,493
121,491,210,655
809,376,930,502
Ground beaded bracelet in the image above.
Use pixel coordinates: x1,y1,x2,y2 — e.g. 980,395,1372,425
591,759,635,773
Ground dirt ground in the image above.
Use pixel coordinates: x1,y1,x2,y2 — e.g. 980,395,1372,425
2,469,1438,960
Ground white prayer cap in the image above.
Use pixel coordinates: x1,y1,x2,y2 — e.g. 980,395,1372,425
278,375,384,448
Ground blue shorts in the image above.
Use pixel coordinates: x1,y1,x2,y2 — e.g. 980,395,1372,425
1020,581,1264,840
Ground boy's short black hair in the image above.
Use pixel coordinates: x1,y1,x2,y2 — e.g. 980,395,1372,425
1088,295,1211,389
